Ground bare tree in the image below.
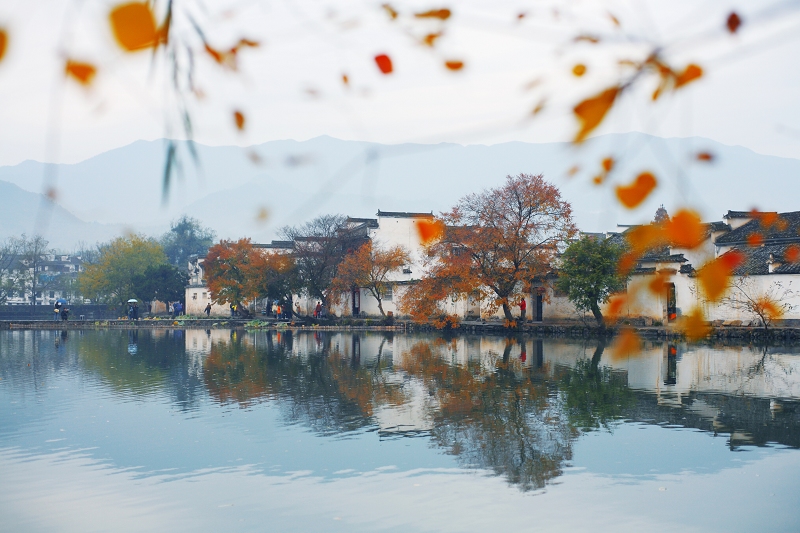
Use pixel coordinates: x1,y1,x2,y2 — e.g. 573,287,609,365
281,214,364,310
719,276,796,331
18,235,52,306
0,237,24,304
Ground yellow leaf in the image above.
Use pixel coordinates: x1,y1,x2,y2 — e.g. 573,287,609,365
573,86,619,142
572,64,586,77
109,2,159,52
444,60,464,71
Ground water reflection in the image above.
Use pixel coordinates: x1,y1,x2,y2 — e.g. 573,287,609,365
1,329,799,492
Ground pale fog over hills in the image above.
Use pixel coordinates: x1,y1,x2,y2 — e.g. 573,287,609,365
1,132,798,251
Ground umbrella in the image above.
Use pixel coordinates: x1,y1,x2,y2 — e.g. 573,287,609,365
56,298,68,305
127,298,139,303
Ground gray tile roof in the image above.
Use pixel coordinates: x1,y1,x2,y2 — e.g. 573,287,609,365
723,243,800,275
716,211,800,245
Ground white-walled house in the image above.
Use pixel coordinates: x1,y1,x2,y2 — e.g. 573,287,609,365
539,210,800,326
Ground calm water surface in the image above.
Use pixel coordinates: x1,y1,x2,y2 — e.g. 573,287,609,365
1,329,799,532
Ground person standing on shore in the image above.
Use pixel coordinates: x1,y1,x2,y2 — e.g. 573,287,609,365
205,303,212,317
518,297,527,322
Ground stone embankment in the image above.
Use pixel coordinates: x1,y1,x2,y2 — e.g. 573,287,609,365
2,317,799,342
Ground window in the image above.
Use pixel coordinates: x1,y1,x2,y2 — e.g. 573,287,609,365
382,284,393,301
49,291,55,298
192,292,197,300
202,292,207,298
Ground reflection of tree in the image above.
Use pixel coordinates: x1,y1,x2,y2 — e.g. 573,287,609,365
399,339,575,491
202,331,406,433
76,329,204,410
559,341,635,431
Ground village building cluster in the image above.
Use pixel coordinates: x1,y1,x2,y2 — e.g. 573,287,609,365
186,208,800,326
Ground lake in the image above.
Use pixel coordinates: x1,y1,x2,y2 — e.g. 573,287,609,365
1,329,799,532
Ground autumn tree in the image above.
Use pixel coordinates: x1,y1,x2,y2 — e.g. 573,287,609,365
77,235,167,304
280,214,362,310
243,251,298,312
556,235,629,326
330,241,411,316
203,239,254,311
404,174,576,322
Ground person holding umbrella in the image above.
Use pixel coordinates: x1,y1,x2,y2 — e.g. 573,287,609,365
54,298,67,321
127,299,138,320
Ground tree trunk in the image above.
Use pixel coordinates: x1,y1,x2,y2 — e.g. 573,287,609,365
590,339,606,376
502,301,514,321
376,296,385,316
590,302,604,327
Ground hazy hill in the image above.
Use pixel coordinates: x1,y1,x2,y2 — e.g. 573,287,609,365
0,180,125,251
2,133,798,245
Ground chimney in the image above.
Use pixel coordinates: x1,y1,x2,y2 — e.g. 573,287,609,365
768,253,782,273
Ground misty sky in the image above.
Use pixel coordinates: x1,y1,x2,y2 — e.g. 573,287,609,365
0,0,799,167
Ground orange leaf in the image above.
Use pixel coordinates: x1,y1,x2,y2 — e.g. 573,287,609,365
602,157,614,172
648,271,669,297
573,87,619,142
531,99,545,116
574,34,600,44
697,251,744,301
606,293,627,318
616,172,657,209
416,219,445,245
675,64,703,88
375,54,393,74
233,110,245,131
625,224,665,255
109,2,159,52
414,9,451,20
422,32,441,47
444,60,464,71
382,4,399,20
665,209,705,249
747,233,763,247
0,29,7,63
696,151,714,162
759,212,778,228
785,244,800,263
726,12,742,33
592,175,604,185
677,308,710,341
610,329,641,359
617,252,638,275
608,12,620,27
65,60,97,85
567,165,580,177
341,73,349,85
572,64,586,77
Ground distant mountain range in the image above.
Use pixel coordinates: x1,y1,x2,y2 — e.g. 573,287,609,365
2,133,798,250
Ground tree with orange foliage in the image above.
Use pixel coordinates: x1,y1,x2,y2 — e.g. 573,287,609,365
330,241,410,316
204,239,254,311
243,250,298,311
403,174,577,322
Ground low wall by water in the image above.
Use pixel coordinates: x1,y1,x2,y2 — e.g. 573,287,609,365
0,304,120,321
